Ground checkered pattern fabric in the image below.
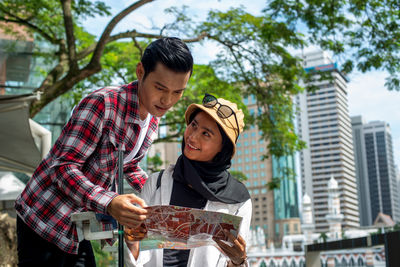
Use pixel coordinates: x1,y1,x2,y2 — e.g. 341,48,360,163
15,81,159,254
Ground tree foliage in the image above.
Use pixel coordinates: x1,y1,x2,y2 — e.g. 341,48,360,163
267,0,400,90
1,0,398,161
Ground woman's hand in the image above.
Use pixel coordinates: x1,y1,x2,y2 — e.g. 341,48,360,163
125,223,148,243
125,224,148,260
213,230,247,266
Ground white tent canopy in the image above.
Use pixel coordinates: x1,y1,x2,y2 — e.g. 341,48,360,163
0,93,51,174
0,171,25,201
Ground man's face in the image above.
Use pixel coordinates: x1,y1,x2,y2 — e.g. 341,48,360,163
136,62,191,119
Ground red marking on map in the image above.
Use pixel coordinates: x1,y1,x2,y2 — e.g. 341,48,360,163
136,205,242,250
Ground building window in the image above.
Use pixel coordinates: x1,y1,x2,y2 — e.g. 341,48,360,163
284,223,289,234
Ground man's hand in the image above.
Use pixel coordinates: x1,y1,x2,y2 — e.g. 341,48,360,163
107,194,148,228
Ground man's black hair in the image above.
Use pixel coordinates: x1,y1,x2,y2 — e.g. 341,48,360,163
141,37,193,80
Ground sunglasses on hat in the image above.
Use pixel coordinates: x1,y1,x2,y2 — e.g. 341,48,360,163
202,93,240,142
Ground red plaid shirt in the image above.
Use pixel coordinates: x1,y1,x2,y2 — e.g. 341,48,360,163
15,81,159,254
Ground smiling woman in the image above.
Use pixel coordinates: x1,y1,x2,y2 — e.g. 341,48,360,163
124,95,251,267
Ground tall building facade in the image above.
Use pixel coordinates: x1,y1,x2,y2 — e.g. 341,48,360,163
231,96,300,246
351,116,400,225
296,51,360,232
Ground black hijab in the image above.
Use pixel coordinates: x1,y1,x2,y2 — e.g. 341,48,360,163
172,110,250,204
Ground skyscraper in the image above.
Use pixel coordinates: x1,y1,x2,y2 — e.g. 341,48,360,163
351,116,400,225
296,51,360,232
231,95,300,246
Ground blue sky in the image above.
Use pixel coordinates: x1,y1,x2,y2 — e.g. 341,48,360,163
83,0,400,168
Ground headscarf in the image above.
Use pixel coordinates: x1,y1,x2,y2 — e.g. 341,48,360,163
172,111,250,204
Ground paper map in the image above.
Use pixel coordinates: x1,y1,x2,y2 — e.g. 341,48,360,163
136,205,242,251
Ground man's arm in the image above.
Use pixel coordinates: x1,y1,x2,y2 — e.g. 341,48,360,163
50,93,117,214
124,156,148,192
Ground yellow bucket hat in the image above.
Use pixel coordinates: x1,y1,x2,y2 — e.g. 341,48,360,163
185,94,245,157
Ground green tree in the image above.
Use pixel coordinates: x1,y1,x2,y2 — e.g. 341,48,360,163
319,232,328,243
146,154,163,173
90,240,115,267
1,0,398,164
230,170,248,183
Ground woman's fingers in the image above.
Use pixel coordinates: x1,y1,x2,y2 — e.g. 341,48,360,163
213,231,247,265
125,224,148,242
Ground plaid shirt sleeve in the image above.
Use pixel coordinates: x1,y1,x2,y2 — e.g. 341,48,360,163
50,93,117,214
124,155,147,192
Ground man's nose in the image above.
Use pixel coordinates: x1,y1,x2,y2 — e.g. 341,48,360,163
160,93,172,105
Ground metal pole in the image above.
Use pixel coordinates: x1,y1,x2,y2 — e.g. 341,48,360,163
118,147,124,267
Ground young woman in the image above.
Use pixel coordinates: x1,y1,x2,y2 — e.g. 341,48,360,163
125,94,252,267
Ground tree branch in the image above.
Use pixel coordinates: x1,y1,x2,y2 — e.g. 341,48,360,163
61,0,78,72
132,37,143,57
0,12,59,45
77,31,208,61
88,0,154,68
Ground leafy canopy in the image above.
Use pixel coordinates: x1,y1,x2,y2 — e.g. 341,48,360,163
1,0,398,176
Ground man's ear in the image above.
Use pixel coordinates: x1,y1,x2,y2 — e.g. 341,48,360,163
136,62,144,81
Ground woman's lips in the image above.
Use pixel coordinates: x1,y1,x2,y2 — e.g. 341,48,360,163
187,143,199,150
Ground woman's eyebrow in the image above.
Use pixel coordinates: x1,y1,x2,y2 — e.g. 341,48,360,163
193,118,215,135
202,125,215,135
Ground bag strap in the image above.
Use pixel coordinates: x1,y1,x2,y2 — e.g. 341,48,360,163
156,169,165,190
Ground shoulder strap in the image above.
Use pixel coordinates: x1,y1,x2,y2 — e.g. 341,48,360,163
156,169,165,190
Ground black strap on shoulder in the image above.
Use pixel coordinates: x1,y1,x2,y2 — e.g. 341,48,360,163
156,169,164,190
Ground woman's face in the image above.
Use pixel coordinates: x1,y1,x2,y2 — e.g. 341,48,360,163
183,111,223,162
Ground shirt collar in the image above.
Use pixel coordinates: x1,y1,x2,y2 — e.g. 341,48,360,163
125,81,142,124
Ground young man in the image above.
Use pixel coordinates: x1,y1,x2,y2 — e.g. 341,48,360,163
15,37,193,266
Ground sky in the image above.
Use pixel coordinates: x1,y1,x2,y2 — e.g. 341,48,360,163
83,0,400,168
